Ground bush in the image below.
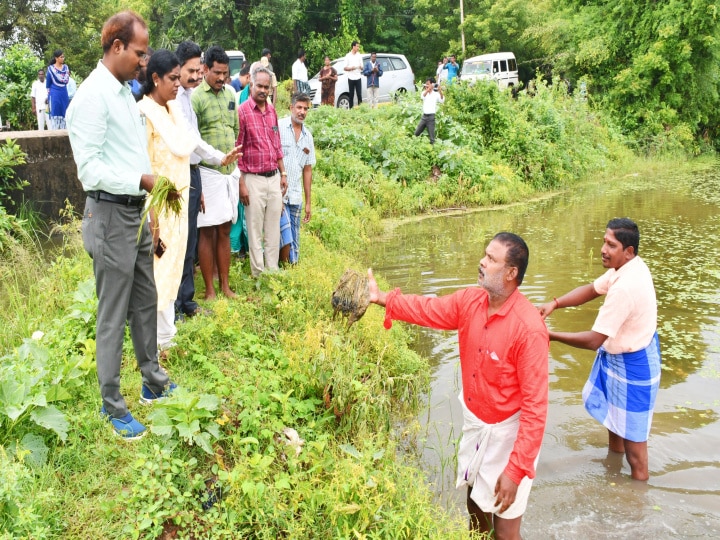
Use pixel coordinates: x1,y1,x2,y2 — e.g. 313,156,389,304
0,45,44,130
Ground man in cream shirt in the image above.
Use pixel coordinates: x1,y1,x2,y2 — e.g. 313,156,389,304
539,217,660,481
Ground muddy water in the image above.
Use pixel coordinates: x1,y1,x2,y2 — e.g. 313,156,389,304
366,163,720,538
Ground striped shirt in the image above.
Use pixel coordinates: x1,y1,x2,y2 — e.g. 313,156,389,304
237,98,283,174
191,80,238,174
279,116,316,205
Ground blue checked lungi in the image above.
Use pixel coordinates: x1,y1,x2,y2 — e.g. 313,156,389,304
582,333,661,442
279,205,293,254
286,203,303,264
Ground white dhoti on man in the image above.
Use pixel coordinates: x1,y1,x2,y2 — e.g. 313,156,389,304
197,166,239,228
456,392,539,520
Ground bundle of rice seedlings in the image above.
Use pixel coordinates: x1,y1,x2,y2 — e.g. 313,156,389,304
137,175,184,242
331,268,370,328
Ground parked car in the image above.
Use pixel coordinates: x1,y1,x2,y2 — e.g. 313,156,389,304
226,50,246,77
461,52,518,89
308,53,416,108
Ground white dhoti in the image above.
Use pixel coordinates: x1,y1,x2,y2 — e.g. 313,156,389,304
197,166,239,228
455,393,538,520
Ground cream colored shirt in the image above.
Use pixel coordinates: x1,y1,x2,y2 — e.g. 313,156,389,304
592,256,657,354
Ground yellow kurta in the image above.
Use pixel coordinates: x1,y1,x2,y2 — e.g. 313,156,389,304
138,97,196,312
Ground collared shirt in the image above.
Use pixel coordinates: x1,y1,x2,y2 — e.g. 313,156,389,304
176,85,224,167
291,59,308,83
237,98,283,174
422,90,444,115
279,116,316,205
593,256,657,354
191,79,238,174
345,51,363,81
66,60,150,196
362,60,383,87
30,79,48,105
384,286,549,485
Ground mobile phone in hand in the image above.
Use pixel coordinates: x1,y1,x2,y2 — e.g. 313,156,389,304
155,238,166,258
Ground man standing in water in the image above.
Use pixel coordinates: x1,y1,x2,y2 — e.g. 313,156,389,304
368,232,549,538
538,217,660,481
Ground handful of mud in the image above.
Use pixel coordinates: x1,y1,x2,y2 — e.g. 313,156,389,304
331,269,370,327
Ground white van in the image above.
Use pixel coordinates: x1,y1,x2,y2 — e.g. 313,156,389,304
308,53,416,108
461,52,518,89
226,50,246,77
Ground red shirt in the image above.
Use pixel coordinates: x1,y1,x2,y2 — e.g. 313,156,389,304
384,287,549,484
236,98,283,174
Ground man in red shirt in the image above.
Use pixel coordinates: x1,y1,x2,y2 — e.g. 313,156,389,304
237,66,287,277
368,232,549,539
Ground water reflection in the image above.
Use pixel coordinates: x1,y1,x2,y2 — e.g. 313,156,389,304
366,163,720,538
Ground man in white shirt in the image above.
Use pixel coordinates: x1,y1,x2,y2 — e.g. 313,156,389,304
30,69,49,130
175,40,239,313
344,41,363,108
292,49,309,94
414,77,444,144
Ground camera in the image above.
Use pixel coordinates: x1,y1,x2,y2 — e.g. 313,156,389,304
433,84,439,91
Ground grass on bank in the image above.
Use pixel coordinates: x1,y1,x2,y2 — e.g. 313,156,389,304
0,79,708,538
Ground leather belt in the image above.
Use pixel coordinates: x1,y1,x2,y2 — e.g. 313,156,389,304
190,164,200,170
253,169,279,177
86,190,146,207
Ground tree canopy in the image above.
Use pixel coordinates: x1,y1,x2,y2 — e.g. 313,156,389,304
1,0,718,149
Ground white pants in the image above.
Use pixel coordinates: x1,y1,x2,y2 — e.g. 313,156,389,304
157,303,177,350
36,110,48,131
455,393,539,519
244,172,282,277
368,86,379,108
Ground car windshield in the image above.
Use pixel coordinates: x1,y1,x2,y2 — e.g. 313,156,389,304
463,61,492,76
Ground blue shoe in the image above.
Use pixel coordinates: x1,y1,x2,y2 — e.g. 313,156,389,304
100,406,146,440
139,382,178,405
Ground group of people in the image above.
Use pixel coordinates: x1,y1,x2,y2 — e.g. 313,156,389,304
368,217,659,538
30,49,77,130
66,10,315,440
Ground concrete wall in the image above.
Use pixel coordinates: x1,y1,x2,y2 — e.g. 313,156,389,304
1,130,86,219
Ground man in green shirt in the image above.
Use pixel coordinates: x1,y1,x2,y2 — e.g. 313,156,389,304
191,46,240,298
66,10,175,440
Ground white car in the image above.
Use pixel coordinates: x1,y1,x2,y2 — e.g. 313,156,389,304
308,53,416,108
461,52,518,89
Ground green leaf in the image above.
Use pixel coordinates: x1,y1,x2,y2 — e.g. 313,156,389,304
339,443,362,459
45,384,72,402
149,409,174,437
30,405,69,441
19,433,49,467
193,432,214,455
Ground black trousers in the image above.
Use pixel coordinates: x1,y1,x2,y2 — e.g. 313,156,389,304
348,78,362,108
175,166,202,315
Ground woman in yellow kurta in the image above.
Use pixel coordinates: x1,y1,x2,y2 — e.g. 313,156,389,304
139,50,240,349
138,50,196,349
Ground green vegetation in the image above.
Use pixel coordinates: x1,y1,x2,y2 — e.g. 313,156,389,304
0,77,693,537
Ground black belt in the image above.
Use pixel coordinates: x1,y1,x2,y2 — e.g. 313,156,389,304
253,169,279,177
190,164,200,170
86,190,146,207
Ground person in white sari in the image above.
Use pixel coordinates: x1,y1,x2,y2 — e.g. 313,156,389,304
138,49,238,349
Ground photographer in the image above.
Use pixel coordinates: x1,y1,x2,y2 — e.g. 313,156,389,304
414,77,444,144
